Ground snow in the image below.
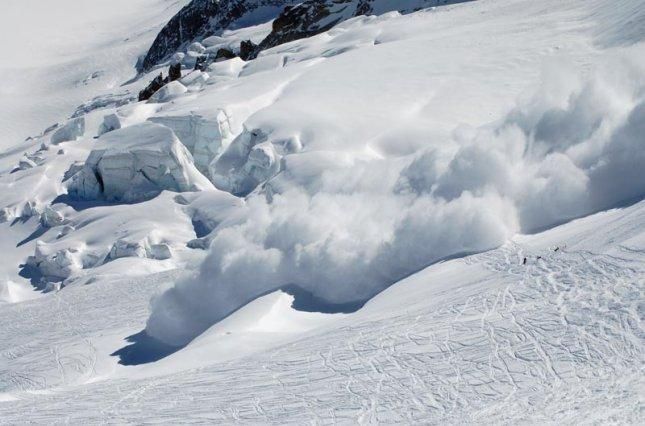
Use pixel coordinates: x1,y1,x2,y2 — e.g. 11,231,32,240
0,0,190,148
148,80,188,103
0,0,643,422
1,197,644,423
145,0,645,347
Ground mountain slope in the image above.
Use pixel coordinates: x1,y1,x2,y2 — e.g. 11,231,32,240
0,0,643,422
139,0,293,71
139,0,470,70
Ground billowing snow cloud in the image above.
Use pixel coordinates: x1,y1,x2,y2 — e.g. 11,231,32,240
147,50,645,347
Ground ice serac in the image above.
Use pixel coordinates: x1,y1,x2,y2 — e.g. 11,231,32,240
67,122,213,203
51,117,85,145
148,110,232,176
210,128,281,196
139,0,295,72
27,242,84,282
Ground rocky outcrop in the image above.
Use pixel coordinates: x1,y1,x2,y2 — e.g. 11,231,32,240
254,0,470,58
169,62,182,81
140,0,469,70
239,40,257,61
138,0,294,73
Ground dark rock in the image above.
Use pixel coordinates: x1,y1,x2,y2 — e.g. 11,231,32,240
215,48,237,62
239,40,258,61
169,63,182,82
194,55,210,71
138,73,165,102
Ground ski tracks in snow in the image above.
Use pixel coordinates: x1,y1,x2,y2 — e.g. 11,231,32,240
1,235,642,423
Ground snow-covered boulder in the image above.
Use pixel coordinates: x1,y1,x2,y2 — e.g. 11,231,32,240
67,122,214,203
40,206,65,228
51,117,85,144
148,81,188,103
210,128,281,196
148,111,231,176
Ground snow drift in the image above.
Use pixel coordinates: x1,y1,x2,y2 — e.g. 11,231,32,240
146,49,645,346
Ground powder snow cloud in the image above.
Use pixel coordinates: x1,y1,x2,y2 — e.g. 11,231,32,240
147,47,645,346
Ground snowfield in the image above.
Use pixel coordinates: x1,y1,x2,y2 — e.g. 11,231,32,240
0,0,644,423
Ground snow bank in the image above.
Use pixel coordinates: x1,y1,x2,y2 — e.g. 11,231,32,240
147,50,645,346
67,122,213,203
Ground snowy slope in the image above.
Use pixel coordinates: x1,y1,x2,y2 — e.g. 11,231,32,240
0,0,644,423
1,192,643,423
0,0,190,148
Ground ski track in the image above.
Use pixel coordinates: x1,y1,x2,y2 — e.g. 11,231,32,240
1,207,643,424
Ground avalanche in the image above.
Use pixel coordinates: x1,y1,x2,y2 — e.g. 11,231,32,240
0,0,643,423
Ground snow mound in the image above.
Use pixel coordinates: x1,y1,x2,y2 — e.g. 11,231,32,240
147,49,645,347
67,122,213,203
148,81,188,103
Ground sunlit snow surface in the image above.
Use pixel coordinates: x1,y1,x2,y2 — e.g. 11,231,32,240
0,0,644,423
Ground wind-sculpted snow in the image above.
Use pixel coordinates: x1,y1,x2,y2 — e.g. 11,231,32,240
147,51,645,346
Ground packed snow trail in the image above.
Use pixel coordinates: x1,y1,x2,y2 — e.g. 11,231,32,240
1,200,642,423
